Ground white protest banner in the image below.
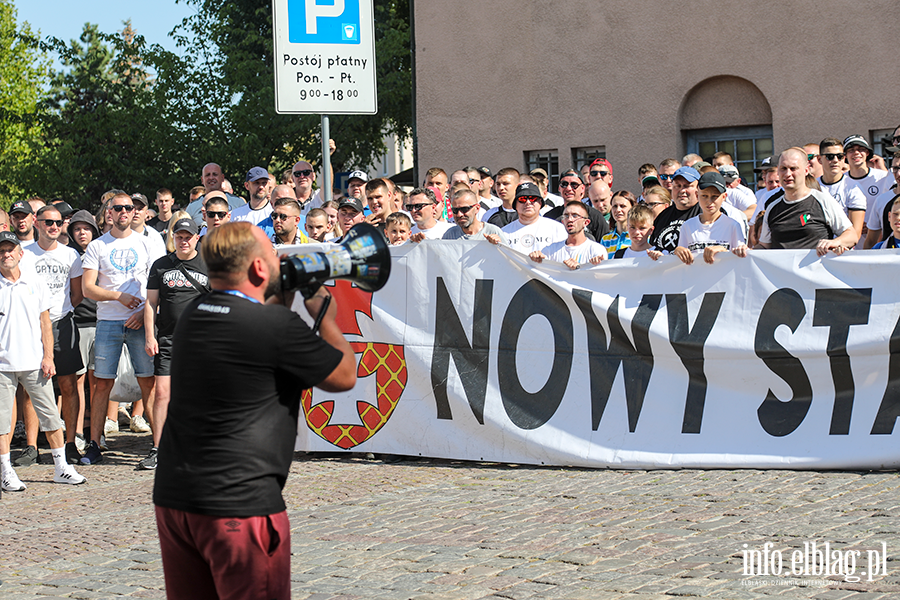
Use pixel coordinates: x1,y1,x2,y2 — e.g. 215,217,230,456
287,242,900,470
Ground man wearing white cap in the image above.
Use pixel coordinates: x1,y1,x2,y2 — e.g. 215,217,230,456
346,170,368,202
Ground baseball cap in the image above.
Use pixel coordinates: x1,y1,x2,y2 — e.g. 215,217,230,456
338,197,365,213
754,156,775,172
673,166,701,183
476,166,492,179
172,218,199,235
52,201,75,218
9,200,32,215
529,167,549,180
515,182,543,199
245,166,269,182
641,174,661,188
589,158,613,175
843,134,872,153
130,193,149,207
717,164,740,182
347,170,368,183
698,171,727,194
0,231,20,246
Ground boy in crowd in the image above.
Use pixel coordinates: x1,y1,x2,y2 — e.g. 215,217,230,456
528,201,605,269
673,172,748,265
385,212,412,246
613,205,656,259
873,202,900,249
304,208,333,242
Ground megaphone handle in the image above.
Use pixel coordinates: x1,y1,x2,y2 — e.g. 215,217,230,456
311,293,332,334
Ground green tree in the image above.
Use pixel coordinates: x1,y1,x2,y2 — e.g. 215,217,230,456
0,0,50,206
165,0,412,178
29,22,187,207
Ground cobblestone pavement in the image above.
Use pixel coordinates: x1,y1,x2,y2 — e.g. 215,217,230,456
2,430,899,599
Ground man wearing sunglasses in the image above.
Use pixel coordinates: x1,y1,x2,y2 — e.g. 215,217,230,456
408,188,454,241
185,163,246,225
290,160,320,213
588,158,614,190
442,189,506,243
202,194,232,235
270,198,309,247
80,194,157,465
22,206,86,465
657,158,681,193
817,137,867,245
501,182,567,254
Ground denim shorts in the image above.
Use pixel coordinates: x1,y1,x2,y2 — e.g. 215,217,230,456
94,320,155,379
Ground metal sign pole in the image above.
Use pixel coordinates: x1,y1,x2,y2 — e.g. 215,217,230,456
321,114,332,204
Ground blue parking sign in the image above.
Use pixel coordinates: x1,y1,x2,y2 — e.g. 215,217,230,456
289,0,361,45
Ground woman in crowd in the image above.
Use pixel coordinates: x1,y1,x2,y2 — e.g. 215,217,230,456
600,190,636,256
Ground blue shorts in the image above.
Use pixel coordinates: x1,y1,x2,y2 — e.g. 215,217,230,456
94,320,155,379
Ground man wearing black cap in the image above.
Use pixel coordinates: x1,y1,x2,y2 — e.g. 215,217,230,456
336,196,366,237
232,167,273,226
9,200,36,246
673,171,748,265
843,134,892,213
142,218,209,471
0,230,86,490
501,182,567,254
52,201,75,246
130,193,167,261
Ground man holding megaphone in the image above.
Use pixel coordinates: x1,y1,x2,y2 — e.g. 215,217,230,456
153,222,358,599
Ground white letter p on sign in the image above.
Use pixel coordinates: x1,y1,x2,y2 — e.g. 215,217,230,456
306,0,346,35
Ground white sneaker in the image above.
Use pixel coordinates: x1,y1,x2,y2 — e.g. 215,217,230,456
75,433,86,453
104,417,119,434
54,464,86,485
2,469,27,492
130,415,151,433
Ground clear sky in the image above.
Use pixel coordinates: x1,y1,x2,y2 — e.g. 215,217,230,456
14,0,196,52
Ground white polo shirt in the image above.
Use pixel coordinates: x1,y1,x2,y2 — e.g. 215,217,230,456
0,267,52,371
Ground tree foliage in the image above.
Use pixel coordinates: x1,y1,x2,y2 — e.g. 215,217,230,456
0,0,49,206
7,0,412,209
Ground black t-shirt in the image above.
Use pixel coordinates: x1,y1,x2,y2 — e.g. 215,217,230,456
147,252,210,337
650,203,702,253
69,243,97,326
148,215,171,234
153,292,344,517
543,203,610,242
765,195,833,249
487,207,518,228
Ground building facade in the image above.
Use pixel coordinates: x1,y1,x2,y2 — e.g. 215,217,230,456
413,1,898,192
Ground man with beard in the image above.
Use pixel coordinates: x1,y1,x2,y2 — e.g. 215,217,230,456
231,167,273,226
153,222,356,599
442,189,506,242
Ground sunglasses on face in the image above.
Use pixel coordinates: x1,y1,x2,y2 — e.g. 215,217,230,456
823,153,845,161
559,181,582,189
657,174,674,181
271,212,295,221
405,203,432,211
807,154,819,161
110,205,134,212
206,211,228,219
590,170,610,178
293,169,313,178
451,205,477,215
39,219,64,227
517,197,541,204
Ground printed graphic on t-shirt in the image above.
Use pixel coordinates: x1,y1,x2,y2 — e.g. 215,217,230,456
110,248,139,272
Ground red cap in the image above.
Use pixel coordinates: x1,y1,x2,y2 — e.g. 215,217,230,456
589,158,613,175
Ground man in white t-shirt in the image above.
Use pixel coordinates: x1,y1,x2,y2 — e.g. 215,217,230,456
231,166,273,226
529,201,605,269
843,134,892,213
408,188,454,241
864,152,900,248
817,137,867,242
25,206,86,465
502,182,567,254
0,231,86,491
81,193,157,465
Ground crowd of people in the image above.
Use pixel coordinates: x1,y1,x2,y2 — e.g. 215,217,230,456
1,126,899,493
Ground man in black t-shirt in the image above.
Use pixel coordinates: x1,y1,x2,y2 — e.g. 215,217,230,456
140,218,209,471
650,166,703,253
153,222,356,600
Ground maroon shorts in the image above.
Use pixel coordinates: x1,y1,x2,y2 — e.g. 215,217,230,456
155,506,291,600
